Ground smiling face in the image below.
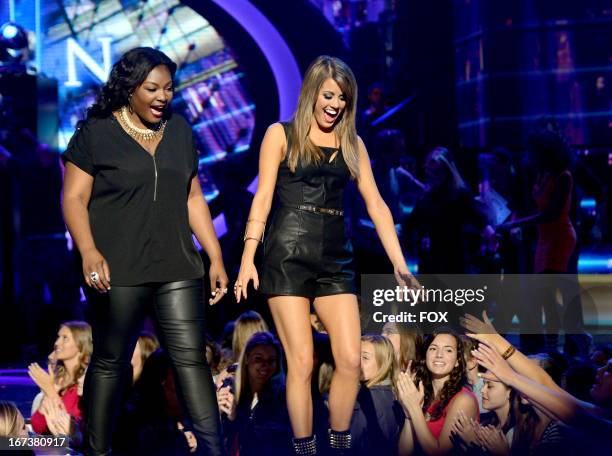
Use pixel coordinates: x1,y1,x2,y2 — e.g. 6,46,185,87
129,64,174,126
54,326,79,363
312,78,346,131
247,345,278,386
360,341,379,382
425,333,459,379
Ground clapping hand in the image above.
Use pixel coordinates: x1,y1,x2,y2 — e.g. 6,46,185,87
475,425,510,456
39,396,71,436
396,370,424,415
450,410,479,447
28,363,56,396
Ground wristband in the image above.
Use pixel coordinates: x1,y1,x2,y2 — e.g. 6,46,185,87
501,344,516,360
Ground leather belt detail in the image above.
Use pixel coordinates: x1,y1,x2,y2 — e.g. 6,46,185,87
287,204,344,216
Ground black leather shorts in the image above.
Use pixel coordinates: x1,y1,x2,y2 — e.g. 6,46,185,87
259,206,356,298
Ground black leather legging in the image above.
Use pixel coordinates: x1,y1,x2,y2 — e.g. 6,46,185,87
82,279,223,455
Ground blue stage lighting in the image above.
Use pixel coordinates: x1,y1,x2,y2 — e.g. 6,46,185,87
2,24,18,40
0,22,27,48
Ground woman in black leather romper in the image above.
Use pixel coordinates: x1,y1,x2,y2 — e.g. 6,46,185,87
235,56,416,455
259,122,354,298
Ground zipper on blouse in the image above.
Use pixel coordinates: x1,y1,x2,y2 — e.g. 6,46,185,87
152,155,158,202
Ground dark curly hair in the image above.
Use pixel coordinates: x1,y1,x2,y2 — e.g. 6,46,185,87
83,47,177,122
415,328,467,421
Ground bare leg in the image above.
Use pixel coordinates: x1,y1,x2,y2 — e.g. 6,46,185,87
269,296,313,438
313,294,361,431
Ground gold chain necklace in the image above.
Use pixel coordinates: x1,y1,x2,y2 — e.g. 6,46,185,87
118,105,166,142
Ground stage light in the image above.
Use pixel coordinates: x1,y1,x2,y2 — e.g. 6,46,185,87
2,24,18,40
0,22,28,49
0,22,29,64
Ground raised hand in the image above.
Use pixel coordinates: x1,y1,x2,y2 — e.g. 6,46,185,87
396,370,424,415
460,310,501,349
28,363,56,396
471,342,516,385
216,386,236,420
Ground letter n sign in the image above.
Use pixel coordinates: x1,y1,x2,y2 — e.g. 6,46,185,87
65,37,112,87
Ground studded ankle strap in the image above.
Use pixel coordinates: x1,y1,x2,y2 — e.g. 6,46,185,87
328,429,352,449
292,435,317,455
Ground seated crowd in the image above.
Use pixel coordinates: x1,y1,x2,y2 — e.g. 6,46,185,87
1,310,610,455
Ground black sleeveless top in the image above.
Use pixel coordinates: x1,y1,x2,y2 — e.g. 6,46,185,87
275,122,351,210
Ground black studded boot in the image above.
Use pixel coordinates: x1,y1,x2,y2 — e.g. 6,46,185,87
327,429,352,455
292,435,317,455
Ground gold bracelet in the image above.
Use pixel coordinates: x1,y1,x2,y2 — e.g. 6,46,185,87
244,220,265,243
243,227,264,243
501,344,516,360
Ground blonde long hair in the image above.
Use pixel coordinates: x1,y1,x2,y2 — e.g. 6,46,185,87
234,332,283,404
288,55,360,177
0,401,25,437
55,321,92,394
136,331,160,366
231,311,269,361
362,334,398,390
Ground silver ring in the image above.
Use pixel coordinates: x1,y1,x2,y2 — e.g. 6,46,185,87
222,288,228,294
90,271,100,283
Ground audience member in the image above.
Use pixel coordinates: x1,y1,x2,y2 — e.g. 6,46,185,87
218,332,291,455
0,401,28,437
463,337,485,412
352,335,404,455
404,147,491,274
397,329,479,455
381,322,423,373
131,331,160,384
28,321,92,439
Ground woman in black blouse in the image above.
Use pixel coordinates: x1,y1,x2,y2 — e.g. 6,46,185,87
62,47,227,455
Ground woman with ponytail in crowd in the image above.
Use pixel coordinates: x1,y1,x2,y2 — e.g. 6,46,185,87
351,334,405,455
29,321,92,437
451,371,516,454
